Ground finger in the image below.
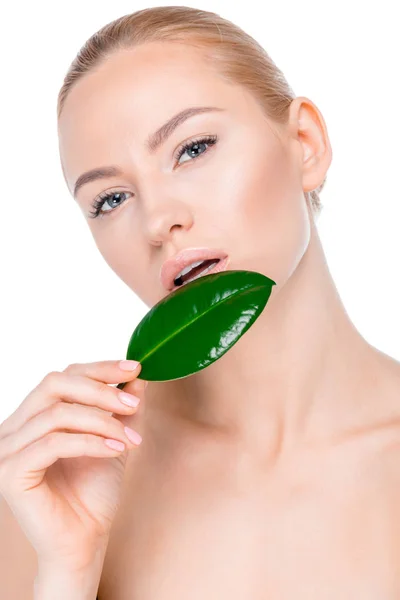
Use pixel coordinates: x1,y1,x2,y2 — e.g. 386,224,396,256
0,431,134,497
110,375,148,425
122,374,149,399
0,401,142,462
63,360,142,383
0,361,142,438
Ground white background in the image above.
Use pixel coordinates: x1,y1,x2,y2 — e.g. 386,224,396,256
1,1,399,424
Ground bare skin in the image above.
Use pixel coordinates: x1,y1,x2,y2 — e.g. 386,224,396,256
93,353,400,600
56,41,400,598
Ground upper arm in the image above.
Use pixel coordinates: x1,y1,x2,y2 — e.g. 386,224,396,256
0,493,38,599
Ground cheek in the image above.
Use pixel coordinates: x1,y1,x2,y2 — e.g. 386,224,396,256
90,229,143,285
88,229,122,272
220,142,311,286
93,233,158,307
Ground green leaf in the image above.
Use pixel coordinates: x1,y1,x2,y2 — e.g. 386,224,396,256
117,269,275,389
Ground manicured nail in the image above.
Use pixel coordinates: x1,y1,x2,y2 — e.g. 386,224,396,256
104,439,126,451
119,360,140,370
118,392,140,407
124,426,142,445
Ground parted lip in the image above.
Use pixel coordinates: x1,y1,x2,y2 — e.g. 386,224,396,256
160,247,228,291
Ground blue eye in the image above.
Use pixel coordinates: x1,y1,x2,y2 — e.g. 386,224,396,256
88,134,218,219
173,134,218,163
88,191,132,219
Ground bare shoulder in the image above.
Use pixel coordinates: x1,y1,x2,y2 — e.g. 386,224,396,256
329,351,400,494
0,493,38,599
363,350,400,437
359,352,400,482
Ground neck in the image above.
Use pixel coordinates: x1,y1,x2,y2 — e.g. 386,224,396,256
158,220,389,461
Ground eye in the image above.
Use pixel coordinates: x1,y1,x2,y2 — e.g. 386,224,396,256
174,134,218,165
88,134,218,219
88,190,132,219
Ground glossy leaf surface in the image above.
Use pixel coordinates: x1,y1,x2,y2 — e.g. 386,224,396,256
117,269,276,388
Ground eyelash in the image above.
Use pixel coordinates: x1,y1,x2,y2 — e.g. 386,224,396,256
88,134,218,219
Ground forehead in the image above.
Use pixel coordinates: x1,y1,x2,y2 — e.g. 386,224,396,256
58,42,259,193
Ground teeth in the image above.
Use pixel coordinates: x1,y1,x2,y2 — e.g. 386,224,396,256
183,261,219,285
175,260,206,280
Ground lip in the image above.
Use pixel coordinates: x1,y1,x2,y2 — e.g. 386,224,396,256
170,255,230,292
160,247,229,291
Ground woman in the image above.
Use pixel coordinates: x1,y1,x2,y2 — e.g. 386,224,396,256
2,6,400,599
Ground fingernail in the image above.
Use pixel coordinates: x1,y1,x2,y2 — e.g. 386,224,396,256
119,360,140,370
124,426,142,445
105,439,126,451
118,392,140,407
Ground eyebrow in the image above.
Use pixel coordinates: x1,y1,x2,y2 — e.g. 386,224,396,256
73,105,225,198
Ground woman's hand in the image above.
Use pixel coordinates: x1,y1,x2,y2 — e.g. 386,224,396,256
0,360,146,573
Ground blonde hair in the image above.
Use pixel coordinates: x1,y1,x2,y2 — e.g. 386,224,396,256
57,6,326,216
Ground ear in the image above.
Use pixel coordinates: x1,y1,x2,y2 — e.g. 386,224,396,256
287,96,332,194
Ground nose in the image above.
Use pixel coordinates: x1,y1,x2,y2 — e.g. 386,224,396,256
145,200,194,245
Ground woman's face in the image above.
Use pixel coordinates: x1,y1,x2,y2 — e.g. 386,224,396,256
58,41,319,308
